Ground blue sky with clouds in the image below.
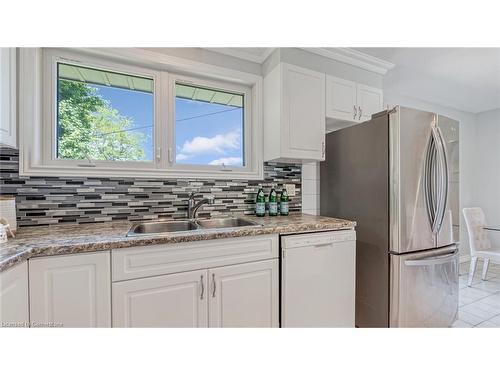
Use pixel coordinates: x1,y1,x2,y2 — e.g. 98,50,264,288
92,85,244,166
175,98,243,166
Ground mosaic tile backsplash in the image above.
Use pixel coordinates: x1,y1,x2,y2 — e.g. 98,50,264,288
0,148,302,227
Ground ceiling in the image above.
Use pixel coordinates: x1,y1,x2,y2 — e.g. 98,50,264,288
354,48,500,113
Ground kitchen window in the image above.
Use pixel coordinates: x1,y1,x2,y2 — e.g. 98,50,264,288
170,76,251,173
20,48,262,179
55,63,155,163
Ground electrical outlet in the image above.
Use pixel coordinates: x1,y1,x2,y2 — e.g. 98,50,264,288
284,184,296,196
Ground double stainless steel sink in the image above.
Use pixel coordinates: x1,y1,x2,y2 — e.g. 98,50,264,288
127,217,262,237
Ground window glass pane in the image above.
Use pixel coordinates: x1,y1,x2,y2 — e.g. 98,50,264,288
175,82,244,167
56,63,154,161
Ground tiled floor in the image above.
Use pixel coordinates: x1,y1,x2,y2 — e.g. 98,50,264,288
453,260,500,328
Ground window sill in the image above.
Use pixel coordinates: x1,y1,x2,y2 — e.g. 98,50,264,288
19,162,264,181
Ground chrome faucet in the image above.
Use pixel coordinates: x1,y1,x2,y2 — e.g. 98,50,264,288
187,192,215,219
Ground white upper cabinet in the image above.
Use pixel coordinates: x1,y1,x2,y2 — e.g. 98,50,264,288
0,262,29,327
264,63,325,162
326,75,383,130
29,252,111,328
325,76,357,122
0,48,16,148
356,83,384,122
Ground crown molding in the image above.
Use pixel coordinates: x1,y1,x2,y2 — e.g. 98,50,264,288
205,48,275,64
300,48,395,75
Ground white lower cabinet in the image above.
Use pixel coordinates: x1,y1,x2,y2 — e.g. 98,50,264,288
112,259,279,328
112,269,208,328
209,259,279,328
21,233,290,328
29,252,111,328
0,262,29,327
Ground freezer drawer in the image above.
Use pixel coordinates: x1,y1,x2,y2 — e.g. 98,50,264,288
281,230,356,327
390,245,458,327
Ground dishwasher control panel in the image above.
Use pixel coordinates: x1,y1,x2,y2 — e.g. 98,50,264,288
281,230,356,249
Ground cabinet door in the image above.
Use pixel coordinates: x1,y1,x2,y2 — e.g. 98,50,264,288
356,84,383,122
0,48,16,148
209,259,278,328
325,75,357,122
0,262,29,327
29,252,111,328
112,269,208,327
282,64,325,160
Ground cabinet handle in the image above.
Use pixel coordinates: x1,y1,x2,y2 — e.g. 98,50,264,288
358,106,362,120
212,273,216,298
200,275,204,300
353,105,357,119
321,141,325,158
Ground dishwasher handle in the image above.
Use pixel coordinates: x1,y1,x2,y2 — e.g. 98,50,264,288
281,230,356,249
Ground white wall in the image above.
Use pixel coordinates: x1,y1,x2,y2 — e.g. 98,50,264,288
384,92,477,259
473,108,500,247
142,48,263,76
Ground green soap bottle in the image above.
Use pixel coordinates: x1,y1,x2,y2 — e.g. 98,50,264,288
255,186,266,217
269,186,278,216
280,187,289,216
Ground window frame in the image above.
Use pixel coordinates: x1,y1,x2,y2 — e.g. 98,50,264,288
42,49,164,170
168,73,252,174
19,48,263,180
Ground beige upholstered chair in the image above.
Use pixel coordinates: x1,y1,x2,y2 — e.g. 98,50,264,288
463,207,500,286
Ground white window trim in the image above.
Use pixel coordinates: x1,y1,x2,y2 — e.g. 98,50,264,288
18,48,263,180
41,49,163,170
168,73,252,174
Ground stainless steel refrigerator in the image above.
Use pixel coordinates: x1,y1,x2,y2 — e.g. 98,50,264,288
320,106,460,327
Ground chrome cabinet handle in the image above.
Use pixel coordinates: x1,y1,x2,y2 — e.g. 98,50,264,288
200,275,204,300
321,141,325,159
212,273,216,298
358,106,362,120
353,105,357,119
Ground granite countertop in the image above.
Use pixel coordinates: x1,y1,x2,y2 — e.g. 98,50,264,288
0,213,355,272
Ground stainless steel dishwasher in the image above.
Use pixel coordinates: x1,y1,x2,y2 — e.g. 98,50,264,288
281,230,356,327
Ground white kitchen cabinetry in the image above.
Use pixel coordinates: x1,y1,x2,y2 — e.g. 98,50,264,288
356,83,384,122
112,259,279,328
209,259,278,328
111,234,279,328
326,75,383,131
325,76,357,122
113,269,208,328
264,63,325,162
0,48,16,148
29,252,111,328
0,262,29,327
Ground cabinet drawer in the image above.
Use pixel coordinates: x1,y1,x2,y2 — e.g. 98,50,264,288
112,234,279,282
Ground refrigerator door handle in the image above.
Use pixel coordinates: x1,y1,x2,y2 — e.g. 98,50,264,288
424,122,449,235
434,125,449,233
404,248,458,267
431,126,443,233
423,127,438,232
